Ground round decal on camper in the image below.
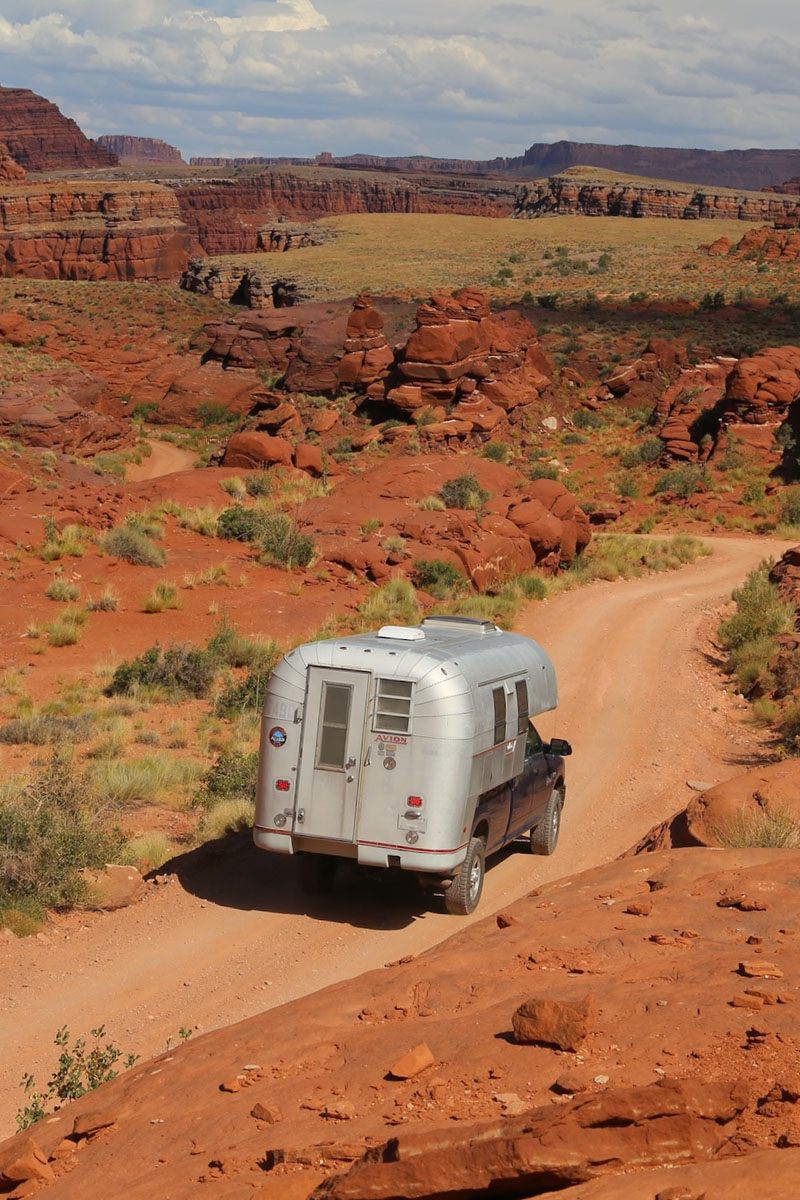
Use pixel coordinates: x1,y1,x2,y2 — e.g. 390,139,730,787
383,757,396,771
268,726,287,748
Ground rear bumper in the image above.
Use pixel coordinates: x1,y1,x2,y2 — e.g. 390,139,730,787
253,826,467,875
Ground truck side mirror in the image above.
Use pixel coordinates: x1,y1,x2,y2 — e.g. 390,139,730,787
547,737,572,757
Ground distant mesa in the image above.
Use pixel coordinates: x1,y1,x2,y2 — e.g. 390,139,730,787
0,85,116,172
192,143,800,193
95,135,185,166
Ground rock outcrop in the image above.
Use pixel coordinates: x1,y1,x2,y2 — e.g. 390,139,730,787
720,346,800,427
2,845,798,1198
0,142,25,182
94,135,185,166
174,170,516,255
515,173,800,224
702,224,800,261
0,364,133,454
0,86,116,172
0,181,190,280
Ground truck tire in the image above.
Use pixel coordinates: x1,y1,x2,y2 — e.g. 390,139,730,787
530,786,563,856
445,836,485,916
297,852,338,895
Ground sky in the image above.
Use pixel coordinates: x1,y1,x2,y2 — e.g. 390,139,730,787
0,1,797,161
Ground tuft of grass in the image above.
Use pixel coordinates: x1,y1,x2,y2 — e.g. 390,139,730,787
122,832,172,872
46,577,79,603
418,494,445,511
177,506,221,538
220,476,247,499
86,586,118,612
199,797,255,840
141,582,181,613
713,807,800,849
439,473,489,510
103,526,166,568
414,558,467,599
90,755,204,807
46,606,87,647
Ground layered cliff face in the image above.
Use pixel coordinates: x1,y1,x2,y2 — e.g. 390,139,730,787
0,143,25,182
0,86,116,172
95,135,185,165
0,181,190,280
174,171,516,254
515,174,800,223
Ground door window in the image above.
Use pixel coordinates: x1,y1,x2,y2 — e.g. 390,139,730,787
492,687,506,745
316,682,352,768
525,723,545,759
374,678,413,734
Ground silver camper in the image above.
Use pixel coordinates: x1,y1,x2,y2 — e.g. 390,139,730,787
253,615,571,914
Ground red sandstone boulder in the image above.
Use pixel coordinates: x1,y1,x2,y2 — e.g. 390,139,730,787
222,432,293,469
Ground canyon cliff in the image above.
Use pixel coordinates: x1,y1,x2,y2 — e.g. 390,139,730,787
515,173,800,223
0,86,116,172
0,181,190,280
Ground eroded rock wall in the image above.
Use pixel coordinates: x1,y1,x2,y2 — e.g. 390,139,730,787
0,86,116,172
95,135,185,166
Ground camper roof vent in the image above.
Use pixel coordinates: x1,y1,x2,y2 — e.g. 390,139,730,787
421,615,499,637
377,625,426,641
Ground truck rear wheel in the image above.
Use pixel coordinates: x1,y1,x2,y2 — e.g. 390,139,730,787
530,786,563,856
445,836,485,916
297,852,338,895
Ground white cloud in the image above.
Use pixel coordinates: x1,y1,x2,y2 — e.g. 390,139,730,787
0,1,796,158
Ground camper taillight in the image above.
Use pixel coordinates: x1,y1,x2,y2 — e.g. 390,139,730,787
407,795,423,808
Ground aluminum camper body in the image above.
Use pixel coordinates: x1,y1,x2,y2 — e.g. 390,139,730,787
254,616,565,887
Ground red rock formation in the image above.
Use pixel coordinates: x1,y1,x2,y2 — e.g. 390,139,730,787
516,174,800,224
174,171,515,255
0,143,25,182
0,364,132,454
722,346,800,425
654,359,736,461
0,181,189,280
702,224,800,261
337,294,394,390
764,176,800,195
0,86,116,172
94,135,185,165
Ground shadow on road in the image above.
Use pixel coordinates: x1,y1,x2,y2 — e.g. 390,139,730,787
159,831,532,930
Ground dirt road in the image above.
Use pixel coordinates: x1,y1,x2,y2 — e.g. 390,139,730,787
0,535,788,1133
125,440,197,481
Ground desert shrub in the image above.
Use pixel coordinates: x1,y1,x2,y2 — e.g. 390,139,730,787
780,702,800,756
653,464,708,499
439,473,489,510
141,582,180,613
245,472,272,497
0,748,124,922
562,431,588,445
199,798,255,840
197,402,238,427
105,643,217,699
216,505,265,543
47,607,87,647
517,574,548,600
418,494,445,511
17,1024,139,1129
718,565,794,652
37,523,87,562
86,587,118,612
0,713,94,746
215,668,274,718
206,618,279,672
537,293,559,309
124,512,163,539
618,472,639,498
779,488,800,527
259,513,315,568
482,441,510,463
414,558,466,599
700,290,726,310
196,748,258,809
713,807,800,848
90,755,203,807
102,526,166,567
357,578,420,629
46,577,79,603
529,462,559,482
621,437,662,468
383,535,406,554
572,409,603,430
177,506,221,537
566,534,708,585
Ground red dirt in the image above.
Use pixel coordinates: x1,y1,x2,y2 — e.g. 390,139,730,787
0,534,790,1142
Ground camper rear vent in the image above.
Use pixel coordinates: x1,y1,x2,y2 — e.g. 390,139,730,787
421,616,499,637
377,625,425,641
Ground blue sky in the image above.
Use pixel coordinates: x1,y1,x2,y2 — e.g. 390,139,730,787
0,1,796,159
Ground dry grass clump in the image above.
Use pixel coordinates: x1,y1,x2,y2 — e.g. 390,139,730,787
46,606,88,647
713,807,800,849
89,755,204,807
141,582,181,613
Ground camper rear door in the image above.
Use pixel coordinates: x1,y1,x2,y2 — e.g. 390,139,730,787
295,666,370,842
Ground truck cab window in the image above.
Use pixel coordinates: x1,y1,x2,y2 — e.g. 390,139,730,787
525,723,544,759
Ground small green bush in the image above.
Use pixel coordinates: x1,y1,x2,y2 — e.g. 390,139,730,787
215,669,274,718
482,442,510,463
718,565,794,652
17,1025,138,1128
245,473,272,497
517,574,548,600
105,644,218,699
572,409,603,430
0,713,94,746
414,558,466,599
206,618,279,672
46,578,79,603
102,526,166,567
653,464,708,499
260,513,315,568
216,505,265,543
779,488,800,527
439,473,489,510
197,402,238,427
196,748,258,809
529,462,559,482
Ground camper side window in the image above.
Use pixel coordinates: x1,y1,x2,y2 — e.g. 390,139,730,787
374,678,413,734
515,679,529,735
492,687,506,745
317,682,352,769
